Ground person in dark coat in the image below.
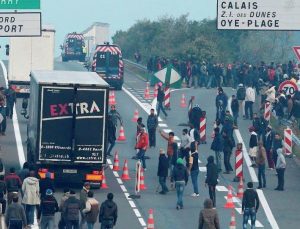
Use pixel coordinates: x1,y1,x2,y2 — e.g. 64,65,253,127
147,108,158,147
172,158,189,210
99,193,118,228
157,149,169,194
263,126,274,169
156,83,168,118
205,156,218,207
210,127,223,173
62,190,82,228
0,175,7,214
0,98,7,135
39,172,55,199
107,114,116,157
189,104,203,130
252,113,262,140
249,127,258,167
215,87,228,123
222,132,234,174
231,95,239,126
198,199,220,229
5,195,27,229
17,162,30,182
5,86,16,119
271,133,282,169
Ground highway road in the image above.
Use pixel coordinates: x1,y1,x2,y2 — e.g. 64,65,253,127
0,59,300,228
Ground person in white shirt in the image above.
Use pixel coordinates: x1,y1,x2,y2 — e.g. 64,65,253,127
244,85,256,120
180,129,191,166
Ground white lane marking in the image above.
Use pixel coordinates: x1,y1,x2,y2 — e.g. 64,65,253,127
120,185,127,192
123,87,152,114
128,200,136,208
158,123,167,127
109,165,113,170
235,207,242,214
199,167,207,172
235,208,264,227
113,171,119,177
107,159,112,164
133,208,142,217
198,159,202,163
162,129,172,133
1,215,5,229
138,218,147,227
216,186,228,192
228,98,258,182
0,60,8,87
228,98,279,229
116,178,123,184
12,106,26,167
124,192,130,199
257,189,279,229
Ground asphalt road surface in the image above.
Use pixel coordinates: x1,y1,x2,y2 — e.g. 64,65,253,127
0,59,300,228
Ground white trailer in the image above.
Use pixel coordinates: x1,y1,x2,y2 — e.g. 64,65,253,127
8,25,55,96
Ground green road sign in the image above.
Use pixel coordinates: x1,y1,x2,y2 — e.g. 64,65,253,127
0,0,40,9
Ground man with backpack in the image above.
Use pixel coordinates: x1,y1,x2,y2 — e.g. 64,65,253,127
4,167,22,204
82,191,100,229
99,193,118,229
236,84,246,118
63,190,82,229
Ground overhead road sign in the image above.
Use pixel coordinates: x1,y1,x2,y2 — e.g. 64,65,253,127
217,0,300,30
293,46,300,61
0,0,40,9
0,12,41,37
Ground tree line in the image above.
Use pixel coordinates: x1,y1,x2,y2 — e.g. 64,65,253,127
112,15,295,65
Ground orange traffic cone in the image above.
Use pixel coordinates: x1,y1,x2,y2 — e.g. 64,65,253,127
132,109,139,122
121,159,131,180
117,125,126,141
224,186,235,208
144,82,151,99
153,84,158,98
229,210,236,229
236,177,244,198
180,93,187,108
109,91,116,105
147,209,154,229
101,170,108,189
139,168,147,190
113,152,120,171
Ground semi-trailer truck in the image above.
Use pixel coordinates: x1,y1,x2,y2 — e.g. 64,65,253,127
27,70,109,187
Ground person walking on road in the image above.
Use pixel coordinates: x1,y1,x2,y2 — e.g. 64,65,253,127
106,114,116,157
236,83,246,118
256,141,267,189
222,132,234,174
249,126,258,167
210,127,223,173
275,148,286,191
0,175,7,214
0,98,7,135
99,193,118,229
82,191,100,229
242,182,259,229
198,198,220,229
271,133,283,171
5,195,27,229
205,156,218,207
135,127,149,170
63,190,82,229
180,128,191,166
80,182,90,228
5,167,22,204
231,94,239,126
147,108,158,148
58,188,70,229
263,126,274,169
157,149,169,194
108,105,122,128
156,83,168,118
38,189,59,229
22,170,40,227
172,158,189,210
17,162,30,182
5,86,16,119
189,146,200,197
244,85,255,120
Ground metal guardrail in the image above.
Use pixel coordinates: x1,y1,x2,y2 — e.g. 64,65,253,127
124,59,147,71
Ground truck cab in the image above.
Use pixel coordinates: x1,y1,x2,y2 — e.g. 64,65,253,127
61,32,86,62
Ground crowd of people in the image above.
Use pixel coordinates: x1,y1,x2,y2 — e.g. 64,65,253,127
0,165,118,229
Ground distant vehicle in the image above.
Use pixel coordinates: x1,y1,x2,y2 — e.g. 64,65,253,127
61,32,86,62
90,42,124,90
27,70,109,188
8,25,55,97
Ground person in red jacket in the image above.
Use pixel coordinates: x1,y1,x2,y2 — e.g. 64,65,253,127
135,127,149,170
